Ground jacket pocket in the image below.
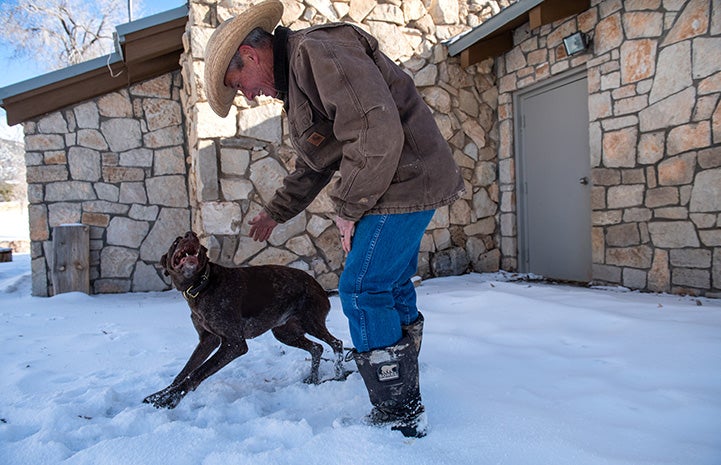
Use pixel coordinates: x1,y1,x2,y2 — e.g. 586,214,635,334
289,101,342,172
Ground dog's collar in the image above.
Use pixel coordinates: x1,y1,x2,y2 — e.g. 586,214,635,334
182,264,211,301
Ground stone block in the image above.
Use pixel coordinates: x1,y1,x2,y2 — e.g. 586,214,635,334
147,176,189,208
668,122,711,155
107,217,149,249
77,129,108,151
472,189,497,219
672,268,710,289
132,262,169,292
220,147,250,176
670,249,712,268
101,119,142,152
144,126,184,149
98,91,133,118
155,146,186,175
607,223,640,247
25,134,65,151
249,247,299,266
638,132,665,164
234,236,266,264
607,184,644,208
640,87,695,132
249,157,287,205
94,279,131,294
690,168,721,212
314,228,345,271
143,98,182,131
196,102,238,138
692,38,721,80
662,0,709,46
648,221,700,247
269,213,308,247
100,246,138,278
646,187,678,208
650,41,692,104
431,246,469,277
37,113,68,134
102,167,145,184
603,127,637,167
658,153,697,186
120,148,153,168
201,202,242,235
238,102,283,144
139,208,191,262
474,248,500,273
623,268,647,289
606,245,653,268
45,181,96,202
74,101,100,129
26,166,68,184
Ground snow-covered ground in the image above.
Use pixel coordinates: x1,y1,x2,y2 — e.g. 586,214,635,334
1,253,720,465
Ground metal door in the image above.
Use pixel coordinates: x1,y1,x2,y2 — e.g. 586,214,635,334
515,71,592,282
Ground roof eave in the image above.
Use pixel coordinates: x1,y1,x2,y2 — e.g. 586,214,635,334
0,4,189,126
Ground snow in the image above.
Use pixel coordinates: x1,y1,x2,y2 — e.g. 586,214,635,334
1,253,720,465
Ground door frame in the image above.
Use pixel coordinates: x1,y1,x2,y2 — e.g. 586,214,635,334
513,68,591,279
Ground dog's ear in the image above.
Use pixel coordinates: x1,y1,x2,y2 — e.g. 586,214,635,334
160,253,170,276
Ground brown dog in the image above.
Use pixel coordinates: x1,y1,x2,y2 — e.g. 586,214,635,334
143,231,345,409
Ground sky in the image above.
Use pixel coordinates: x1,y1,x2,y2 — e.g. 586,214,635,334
0,0,187,138
1,252,721,464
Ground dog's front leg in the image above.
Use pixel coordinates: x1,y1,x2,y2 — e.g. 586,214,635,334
171,331,221,386
143,329,219,408
145,338,248,409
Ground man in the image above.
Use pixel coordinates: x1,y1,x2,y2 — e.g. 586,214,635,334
204,0,465,438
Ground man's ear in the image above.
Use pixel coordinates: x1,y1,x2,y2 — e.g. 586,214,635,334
238,44,258,64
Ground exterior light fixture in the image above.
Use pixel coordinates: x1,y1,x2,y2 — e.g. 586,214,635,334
563,32,589,56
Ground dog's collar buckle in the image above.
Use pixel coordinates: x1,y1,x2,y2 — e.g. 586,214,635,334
183,265,211,301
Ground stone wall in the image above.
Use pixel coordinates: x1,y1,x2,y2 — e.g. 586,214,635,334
181,0,510,290
495,0,721,296
24,72,190,296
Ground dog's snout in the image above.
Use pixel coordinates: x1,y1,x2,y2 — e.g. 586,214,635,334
184,231,197,240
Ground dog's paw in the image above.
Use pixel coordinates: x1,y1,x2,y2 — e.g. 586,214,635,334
303,373,320,385
143,387,185,409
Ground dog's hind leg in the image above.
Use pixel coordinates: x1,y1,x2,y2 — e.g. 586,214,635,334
272,321,324,384
306,325,346,380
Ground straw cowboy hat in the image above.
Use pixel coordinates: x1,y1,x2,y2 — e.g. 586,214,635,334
204,0,284,117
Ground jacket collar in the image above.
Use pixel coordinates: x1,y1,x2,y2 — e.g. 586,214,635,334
273,26,291,105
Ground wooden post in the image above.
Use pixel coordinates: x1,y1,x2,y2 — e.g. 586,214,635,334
0,247,12,262
52,224,90,295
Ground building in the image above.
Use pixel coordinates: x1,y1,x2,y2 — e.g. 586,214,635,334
1,0,719,297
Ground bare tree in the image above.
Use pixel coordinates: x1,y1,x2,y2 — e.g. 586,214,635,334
0,0,142,71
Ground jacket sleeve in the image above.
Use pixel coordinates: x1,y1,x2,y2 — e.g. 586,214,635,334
295,33,405,221
264,156,335,223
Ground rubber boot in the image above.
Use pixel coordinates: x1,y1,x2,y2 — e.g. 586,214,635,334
353,335,428,438
402,311,424,354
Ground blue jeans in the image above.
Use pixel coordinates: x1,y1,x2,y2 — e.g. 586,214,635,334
339,210,435,353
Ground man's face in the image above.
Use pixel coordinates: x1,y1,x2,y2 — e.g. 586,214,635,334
223,45,276,100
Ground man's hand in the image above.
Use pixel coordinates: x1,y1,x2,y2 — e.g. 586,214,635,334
248,210,278,242
335,216,356,254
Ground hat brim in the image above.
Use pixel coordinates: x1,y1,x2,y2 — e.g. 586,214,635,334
204,0,283,117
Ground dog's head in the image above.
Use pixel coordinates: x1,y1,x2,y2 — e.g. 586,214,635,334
160,231,209,286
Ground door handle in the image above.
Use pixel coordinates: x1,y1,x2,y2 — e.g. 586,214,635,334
579,176,589,185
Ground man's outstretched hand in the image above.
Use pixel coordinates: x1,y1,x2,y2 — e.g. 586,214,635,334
248,210,278,242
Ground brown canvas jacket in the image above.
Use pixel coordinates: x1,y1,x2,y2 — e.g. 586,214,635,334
265,23,465,223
